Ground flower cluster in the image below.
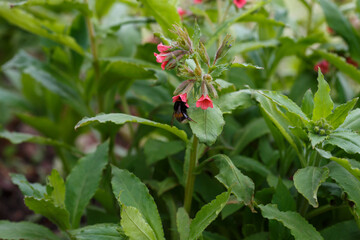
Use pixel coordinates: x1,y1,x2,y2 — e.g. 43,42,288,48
154,43,187,70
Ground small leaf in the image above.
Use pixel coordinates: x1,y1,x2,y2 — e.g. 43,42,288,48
301,89,314,119
259,204,323,240
46,169,65,207
272,178,296,211
144,139,185,165
293,166,329,207
231,62,264,69
312,70,333,121
24,197,70,230
328,162,360,219
189,191,231,240
0,220,60,240
70,223,127,240
121,206,157,240
176,207,191,240
320,220,360,240
325,130,360,154
188,105,225,146
326,98,358,129
75,113,188,143
214,155,255,208
215,90,253,114
308,132,328,148
65,141,109,228
111,166,165,240
10,173,46,198
340,109,360,131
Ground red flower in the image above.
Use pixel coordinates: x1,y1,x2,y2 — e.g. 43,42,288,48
196,95,213,110
154,43,171,70
177,7,186,18
314,60,330,74
346,57,359,68
194,0,202,3
233,0,246,8
172,93,189,107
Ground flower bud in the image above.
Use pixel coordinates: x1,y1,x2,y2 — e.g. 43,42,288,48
203,74,212,82
201,80,209,96
320,129,326,136
214,34,233,64
205,81,218,99
173,79,195,96
198,42,210,66
195,65,202,78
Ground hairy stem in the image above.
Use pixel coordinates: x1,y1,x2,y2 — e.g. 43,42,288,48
184,136,199,213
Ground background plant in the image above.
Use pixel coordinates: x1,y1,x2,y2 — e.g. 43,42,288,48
1,0,360,239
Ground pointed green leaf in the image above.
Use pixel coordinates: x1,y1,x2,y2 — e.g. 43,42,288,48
111,166,165,240
259,204,323,240
308,132,328,148
0,221,60,240
321,220,360,240
24,197,70,230
340,109,360,131
144,139,185,165
189,191,231,240
188,105,225,146
121,206,157,240
215,90,253,114
10,173,46,198
46,169,65,207
214,155,255,208
326,98,358,129
325,130,360,154
312,70,333,121
75,113,188,143
70,223,127,240
328,162,360,219
293,166,329,208
272,178,296,211
301,89,314,119
65,141,109,228
176,207,191,240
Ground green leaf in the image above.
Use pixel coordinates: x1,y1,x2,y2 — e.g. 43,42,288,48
339,109,360,131
272,178,296,211
70,223,127,240
231,118,269,156
328,162,360,219
259,204,323,240
320,220,360,240
229,39,279,56
46,169,66,207
10,173,46,198
231,62,264,70
215,90,253,114
325,130,360,154
147,177,178,196
188,105,225,146
317,0,360,62
315,50,360,83
308,132,328,148
0,5,83,54
214,155,255,208
301,89,314,119
75,113,188,143
0,220,60,240
293,167,329,208
0,131,78,153
189,191,231,240
24,197,70,230
176,207,191,240
144,139,185,165
111,166,165,240
206,1,266,47
121,206,157,240
312,69,333,121
95,0,116,18
0,88,30,110
232,156,272,177
65,141,109,228
137,0,181,38
326,98,358,129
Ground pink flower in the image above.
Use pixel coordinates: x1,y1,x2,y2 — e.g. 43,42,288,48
154,43,171,70
194,0,202,4
196,95,213,110
233,0,246,8
172,93,189,107
177,7,186,18
314,60,330,74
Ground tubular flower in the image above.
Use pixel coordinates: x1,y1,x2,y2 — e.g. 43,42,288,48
234,0,246,8
154,43,171,70
314,60,330,74
177,7,186,18
194,0,202,3
172,93,189,107
196,95,213,110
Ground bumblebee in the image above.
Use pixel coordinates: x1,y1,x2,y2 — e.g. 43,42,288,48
172,100,195,125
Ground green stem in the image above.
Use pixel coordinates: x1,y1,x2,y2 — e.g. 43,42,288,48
306,204,344,219
306,0,313,36
121,96,135,138
299,196,309,217
84,0,102,113
184,136,199,214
